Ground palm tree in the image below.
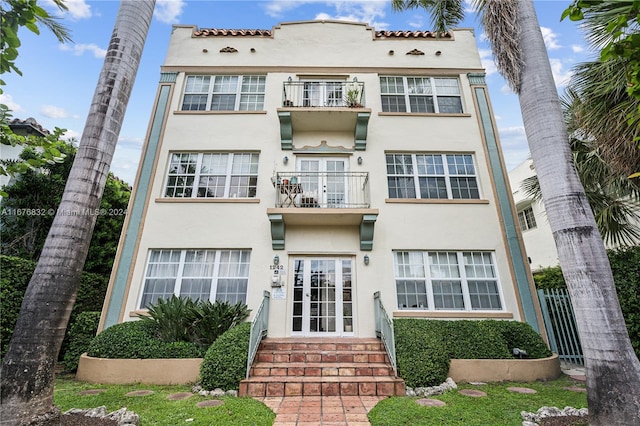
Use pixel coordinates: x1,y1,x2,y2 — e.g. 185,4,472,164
392,0,640,424
0,1,156,424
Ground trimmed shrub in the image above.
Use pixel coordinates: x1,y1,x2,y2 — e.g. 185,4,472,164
200,322,251,390
394,319,450,388
87,320,203,359
63,311,101,372
393,318,552,388
490,320,552,359
0,255,108,359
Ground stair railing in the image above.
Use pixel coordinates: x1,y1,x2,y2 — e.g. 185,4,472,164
374,291,397,376
246,290,271,379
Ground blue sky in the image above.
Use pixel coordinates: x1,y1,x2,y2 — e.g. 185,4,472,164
2,0,593,184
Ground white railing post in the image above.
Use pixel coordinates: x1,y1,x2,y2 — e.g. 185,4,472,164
246,291,270,379
373,291,397,376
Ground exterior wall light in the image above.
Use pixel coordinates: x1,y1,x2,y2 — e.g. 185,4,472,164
364,255,370,265
435,51,442,56
283,156,289,164
274,255,280,265
357,156,363,165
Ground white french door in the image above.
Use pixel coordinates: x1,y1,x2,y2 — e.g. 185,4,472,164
292,258,354,336
297,158,348,208
302,81,344,107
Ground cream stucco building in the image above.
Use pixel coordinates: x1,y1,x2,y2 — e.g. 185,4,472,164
99,20,545,338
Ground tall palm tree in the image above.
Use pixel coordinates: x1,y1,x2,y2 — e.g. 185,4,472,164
0,1,155,424
392,0,640,424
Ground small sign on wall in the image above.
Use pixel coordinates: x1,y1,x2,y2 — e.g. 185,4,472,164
272,287,286,300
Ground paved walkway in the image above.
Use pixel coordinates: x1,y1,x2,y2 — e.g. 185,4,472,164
253,395,385,426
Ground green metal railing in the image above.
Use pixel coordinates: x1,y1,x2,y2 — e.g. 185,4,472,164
537,288,584,366
374,291,397,376
246,290,270,379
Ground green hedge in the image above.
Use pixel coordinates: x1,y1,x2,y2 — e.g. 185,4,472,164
86,320,204,359
393,319,551,388
533,246,640,358
200,322,251,390
0,255,108,359
62,311,101,372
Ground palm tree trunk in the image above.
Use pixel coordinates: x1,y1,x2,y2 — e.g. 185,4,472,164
516,1,640,424
0,1,155,424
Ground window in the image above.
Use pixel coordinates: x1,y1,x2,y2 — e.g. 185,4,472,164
518,206,537,231
380,76,463,113
181,75,266,111
394,251,502,311
164,152,258,199
140,249,250,308
386,153,479,199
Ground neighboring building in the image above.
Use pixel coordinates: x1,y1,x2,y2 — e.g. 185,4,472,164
99,21,545,338
508,158,559,271
0,117,50,189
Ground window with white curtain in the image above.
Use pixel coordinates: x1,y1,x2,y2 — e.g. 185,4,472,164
380,76,463,113
393,251,502,311
139,249,251,308
181,75,266,111
164,152,259,199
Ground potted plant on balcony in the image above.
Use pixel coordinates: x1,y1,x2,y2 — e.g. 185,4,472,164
346,85,362,108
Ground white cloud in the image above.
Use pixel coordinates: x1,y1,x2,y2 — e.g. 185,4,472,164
549,58,572,88
40,105,71,119
478,48,497,76
571,44,584,53
497,126,530,170
59,43,106,58
61,129,82,142
44,0,91,20
540,26,561,50
0,94,24,113
264,0,309,18
154,0,185,24
500,84,513,94
407,14,424,29
111,136,144,184
264,1,388,28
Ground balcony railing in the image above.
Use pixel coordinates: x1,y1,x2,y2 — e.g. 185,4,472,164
282,81,365,108
273,171,370,209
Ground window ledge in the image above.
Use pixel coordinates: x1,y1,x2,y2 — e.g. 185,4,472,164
385,198,489,204
393,311,513,319
173,110,267,115
156,198,261,203
129,310,149,318
378,112,471,118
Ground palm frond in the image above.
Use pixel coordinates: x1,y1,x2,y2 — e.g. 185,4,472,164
391,0,464,34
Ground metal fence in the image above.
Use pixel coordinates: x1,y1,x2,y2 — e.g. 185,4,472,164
374,291,398,376
273,172,370,209
246,290,270,378
537,288,584,366
282,81,365,108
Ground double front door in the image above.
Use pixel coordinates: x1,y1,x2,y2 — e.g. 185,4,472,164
292,258,354,336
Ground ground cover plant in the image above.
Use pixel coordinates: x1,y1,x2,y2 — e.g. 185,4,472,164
368,376,587,426
53,377,275,426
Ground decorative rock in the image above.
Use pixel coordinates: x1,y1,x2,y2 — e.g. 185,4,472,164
416,398,446,407
84,407,108,417
507,386,537,394
125,390,154,397
166,392,193,400
78,389,108,396
521,406,589,425
225,390,238,397
406,377,457,397
468,381,486,386
63,407,140,425
458,389,487,397
210,388,225,397
197,400,225,408
521,421,538,426
198,390,210,396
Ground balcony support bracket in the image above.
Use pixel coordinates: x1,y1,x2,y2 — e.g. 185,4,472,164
278,111,293,150
354,112,370,151
268,213,286,250
359,214,377,251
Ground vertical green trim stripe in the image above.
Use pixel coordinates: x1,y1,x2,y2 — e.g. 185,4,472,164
473,86,540,333
103,84,172,329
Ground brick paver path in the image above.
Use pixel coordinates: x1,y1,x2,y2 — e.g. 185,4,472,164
253,395,385,425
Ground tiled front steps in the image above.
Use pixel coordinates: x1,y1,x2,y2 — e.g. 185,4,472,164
239,338,405,397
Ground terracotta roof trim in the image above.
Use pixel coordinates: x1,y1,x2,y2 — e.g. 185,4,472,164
192,27,451,39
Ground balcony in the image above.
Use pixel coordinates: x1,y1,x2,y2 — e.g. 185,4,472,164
267,171,378,251
277,81,371,150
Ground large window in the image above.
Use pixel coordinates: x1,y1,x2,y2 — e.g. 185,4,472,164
380,76,463,113
394,251,502,311
386,153,479,199
518,206,537,231
181,75,266,111
140,249,250,308
164,152,259,199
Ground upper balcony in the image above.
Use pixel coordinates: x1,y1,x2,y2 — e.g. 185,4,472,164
277,81,371,150
266,171,378,251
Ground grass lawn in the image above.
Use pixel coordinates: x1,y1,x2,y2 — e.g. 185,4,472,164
53,376,275,426
368,376,587,426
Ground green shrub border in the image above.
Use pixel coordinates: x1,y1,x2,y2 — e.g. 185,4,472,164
200,322,251,391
